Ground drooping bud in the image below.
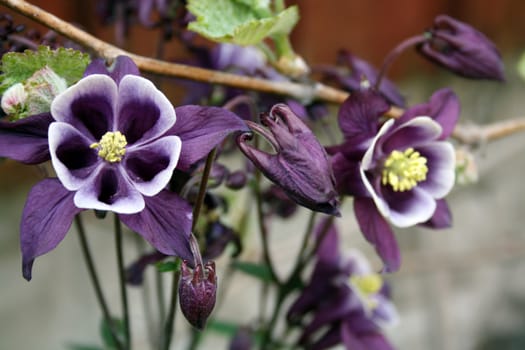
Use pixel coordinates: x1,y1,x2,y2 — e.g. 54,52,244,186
236,104,340,216
418,15,505,81
179,260,217,330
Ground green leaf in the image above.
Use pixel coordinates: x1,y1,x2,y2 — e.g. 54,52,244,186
231,261,273,282
67,344,104,350
156,259,181,273
0,46,90,94
207,319,239,336
186,0,299,46
100,317,125,349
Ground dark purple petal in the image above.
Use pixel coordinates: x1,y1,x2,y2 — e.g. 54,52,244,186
51,74,117,140
421,198,452,229
337,89,390,151
84,56,141,85
48,122,100,190
169,105,249,171
125,135,181,196
359,332,394,350
119,190,193,260
331,153,369,197
397,88,460,139
117,75,176,145
314,217,340,265
354,197,400,272
20,178,82,280
0,112,52,164
340,50,406,107
74,166,145,214
341,323,367,350
125,250,167,285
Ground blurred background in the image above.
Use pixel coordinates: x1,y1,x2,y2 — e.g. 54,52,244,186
1,0,525,349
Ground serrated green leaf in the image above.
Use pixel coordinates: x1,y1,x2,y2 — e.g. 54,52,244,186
187,0,298,46
231,261,273,281
0,46,90,94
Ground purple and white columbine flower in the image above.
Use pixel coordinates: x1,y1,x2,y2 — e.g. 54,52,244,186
48,72,180,213
287,219,397,350
0,56,248,280
330,87,459,271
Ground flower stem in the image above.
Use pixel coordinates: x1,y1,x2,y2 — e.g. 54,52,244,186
114,214,131,349
75,214,124,350
375,34,427,92
133,237,157,350
161,258,181,350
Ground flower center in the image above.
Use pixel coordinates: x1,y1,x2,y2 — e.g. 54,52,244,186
381,147,428,192
90,131,127,163
350,273,383,296
350,273,383,309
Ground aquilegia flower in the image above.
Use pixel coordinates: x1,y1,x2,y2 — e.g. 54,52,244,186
0,56,248,280
418,14,505,81
287,219,397,350
237,103,339,215
330,87,459,271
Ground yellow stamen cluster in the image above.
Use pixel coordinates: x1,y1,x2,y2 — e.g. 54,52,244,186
350,273,384,309
351,274,383,296
381,147,428,192
90,131,127,163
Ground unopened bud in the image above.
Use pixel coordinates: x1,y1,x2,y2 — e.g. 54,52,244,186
179,260,217,330
24,66,67,117
1,83,27,116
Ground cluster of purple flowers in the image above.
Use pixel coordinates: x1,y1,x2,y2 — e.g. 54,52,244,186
0,9,506,349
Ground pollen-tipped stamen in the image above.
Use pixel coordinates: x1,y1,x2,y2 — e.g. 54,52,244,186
381,147,428,192
90,131,127,163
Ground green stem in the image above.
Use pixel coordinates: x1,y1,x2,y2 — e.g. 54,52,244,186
161,259,181,350
114,214,131,349
260,212,317,349
253,169,281,285
133,237,156,349
75,214,124,350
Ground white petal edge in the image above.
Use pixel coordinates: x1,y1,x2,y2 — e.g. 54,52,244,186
126,135,182,196
418,142,456,198
388,187,437,228
51,74,117,123
49,122,99,191
73,166,145,214
360,119,394,219
116,75,176,139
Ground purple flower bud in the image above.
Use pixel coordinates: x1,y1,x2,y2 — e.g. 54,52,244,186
237,104,339,216
179,260,217,330
225,170,248,190
418,14,505,81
